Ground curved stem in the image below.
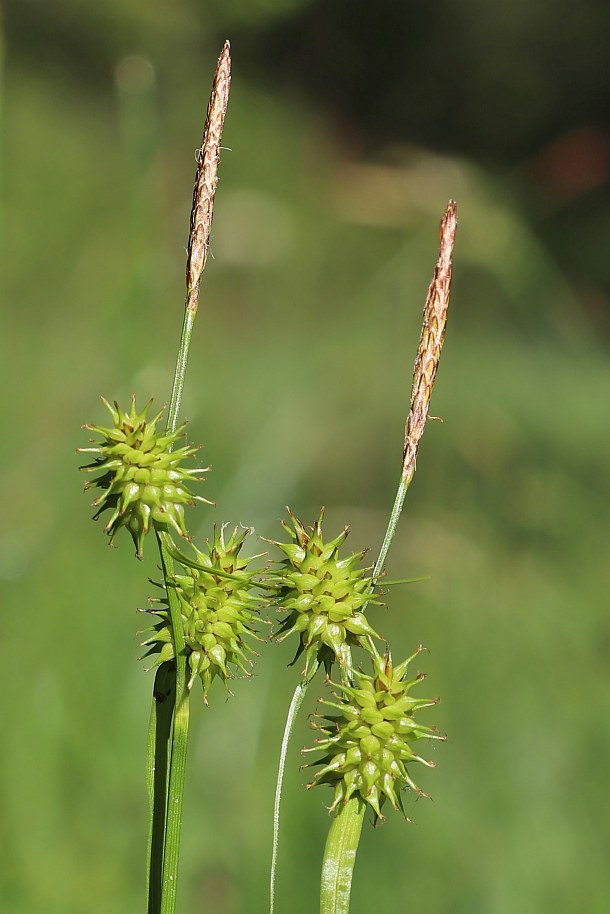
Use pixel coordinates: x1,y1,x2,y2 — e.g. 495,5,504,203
270,662,319,914
319,797,365,914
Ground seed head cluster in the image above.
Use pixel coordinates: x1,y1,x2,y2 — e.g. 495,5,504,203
271,510,381,676
305,650,444,819
79,397,210,558
141,526,262,702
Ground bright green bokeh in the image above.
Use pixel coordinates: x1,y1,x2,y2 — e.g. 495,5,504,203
2,4,609,913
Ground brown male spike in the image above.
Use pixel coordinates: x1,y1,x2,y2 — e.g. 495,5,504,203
402,200,457,484
186,40,231,314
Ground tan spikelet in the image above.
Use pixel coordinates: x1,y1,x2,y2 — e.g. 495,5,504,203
402,200,457,483
186,40,231,313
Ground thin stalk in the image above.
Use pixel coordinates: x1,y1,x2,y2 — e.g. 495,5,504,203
372,476,408,583
146,663,176,914
166,307,197,436
158,533,190,914
270,664,318,914
160,692,190,914
319,797,365,914
146,299,195,914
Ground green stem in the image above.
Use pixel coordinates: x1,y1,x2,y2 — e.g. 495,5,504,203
167,306,197,436
158,532,190,914
320,797,365,914
146,663,176,914
160,690,190,914
146,300,198,911
270,668,317,914
372,475,408,583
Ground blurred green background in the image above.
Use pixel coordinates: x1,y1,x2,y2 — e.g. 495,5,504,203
2,2,610,912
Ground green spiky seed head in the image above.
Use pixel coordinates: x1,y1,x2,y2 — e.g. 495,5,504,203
141,526,264,703
271,509,381,676
304,648,444,820
79,396,211,558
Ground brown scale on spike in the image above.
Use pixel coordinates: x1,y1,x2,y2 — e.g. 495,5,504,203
186,40,231,314
402,200,457,484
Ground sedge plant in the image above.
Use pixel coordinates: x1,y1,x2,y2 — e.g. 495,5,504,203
269,202,456,914
78,39,456,914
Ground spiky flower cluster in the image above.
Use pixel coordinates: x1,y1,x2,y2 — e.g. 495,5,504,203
304,649,444,819
271,510,381,676
141,526,263,702
79,397,210,558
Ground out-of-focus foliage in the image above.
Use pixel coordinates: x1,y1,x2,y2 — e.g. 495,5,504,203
1,2,609,913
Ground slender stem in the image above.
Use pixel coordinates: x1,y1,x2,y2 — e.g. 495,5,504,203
357,475,410,631
146,298,196,914
160,691,190,914
166,306,197,437
270,670,316,914
152,233,197,914
146,663,176,914
372,476,409,584
319,797,365,914
158,533,190,914
144,344,192,914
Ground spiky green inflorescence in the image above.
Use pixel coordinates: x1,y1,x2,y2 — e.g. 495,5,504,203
271,509,382,676
141,526,264,703
304,649,445,820
79,396,211,558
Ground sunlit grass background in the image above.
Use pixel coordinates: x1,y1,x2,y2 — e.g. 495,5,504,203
2,2,610,913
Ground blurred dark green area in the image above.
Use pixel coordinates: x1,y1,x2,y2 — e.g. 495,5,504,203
1,1,610,912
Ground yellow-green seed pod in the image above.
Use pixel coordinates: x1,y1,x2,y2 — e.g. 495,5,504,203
140,525,264,703
79,397,211,558
304,649,445,820
270,509,382,676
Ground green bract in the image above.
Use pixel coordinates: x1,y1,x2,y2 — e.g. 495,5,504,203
304,649,444,819
79,397,210,558
271,509,381,676
141,526,263,703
